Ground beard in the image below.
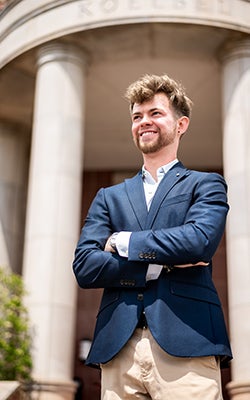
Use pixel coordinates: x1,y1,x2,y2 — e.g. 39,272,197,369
134,127,176,154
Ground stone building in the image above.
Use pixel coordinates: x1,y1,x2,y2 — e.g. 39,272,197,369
0,0,249,399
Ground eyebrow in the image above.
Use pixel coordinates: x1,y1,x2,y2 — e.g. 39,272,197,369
132,107,161,116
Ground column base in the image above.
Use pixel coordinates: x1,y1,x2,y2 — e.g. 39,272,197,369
24,380,78,400
227,381,250,400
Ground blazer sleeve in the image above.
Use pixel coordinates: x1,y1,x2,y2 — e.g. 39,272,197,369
128,172,229,265
72,188,148,289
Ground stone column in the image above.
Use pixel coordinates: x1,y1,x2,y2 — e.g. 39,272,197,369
0,122,29,273
22,43,86,399
221,38,250,400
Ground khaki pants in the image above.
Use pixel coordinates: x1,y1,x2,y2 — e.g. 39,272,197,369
101,328,223,400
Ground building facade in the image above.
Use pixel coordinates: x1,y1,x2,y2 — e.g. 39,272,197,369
0,0,249,399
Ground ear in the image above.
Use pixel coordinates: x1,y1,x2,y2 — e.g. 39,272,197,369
177,116,190,136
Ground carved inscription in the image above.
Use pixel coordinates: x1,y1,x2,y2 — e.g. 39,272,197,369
78,0,231,17
196,0,213,12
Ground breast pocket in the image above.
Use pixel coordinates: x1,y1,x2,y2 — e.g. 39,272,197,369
161,193,193,207
157,193,193,227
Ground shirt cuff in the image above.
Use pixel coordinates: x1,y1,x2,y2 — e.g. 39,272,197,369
116,231,132,257
146,264,163,281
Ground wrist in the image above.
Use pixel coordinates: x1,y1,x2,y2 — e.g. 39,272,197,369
163,265,174,273
109,232,119,252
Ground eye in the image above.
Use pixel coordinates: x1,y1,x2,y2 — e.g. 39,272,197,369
132,115,141,122
152,110,160,116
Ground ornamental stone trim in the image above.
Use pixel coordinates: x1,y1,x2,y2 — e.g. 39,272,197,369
0,0,249,68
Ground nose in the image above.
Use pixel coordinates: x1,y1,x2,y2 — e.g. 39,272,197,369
140,114,152,126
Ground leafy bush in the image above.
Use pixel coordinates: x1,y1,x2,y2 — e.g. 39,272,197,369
0,267,33,381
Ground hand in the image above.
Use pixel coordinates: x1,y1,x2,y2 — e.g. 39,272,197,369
174,261,209,268
104,235,116,253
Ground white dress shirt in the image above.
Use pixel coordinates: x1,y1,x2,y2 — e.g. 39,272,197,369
116,159,178,281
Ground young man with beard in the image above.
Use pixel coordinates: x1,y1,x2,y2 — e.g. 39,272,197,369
73,74,232,399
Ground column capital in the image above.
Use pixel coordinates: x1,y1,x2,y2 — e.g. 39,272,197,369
219,37,250,63
37,41,87,69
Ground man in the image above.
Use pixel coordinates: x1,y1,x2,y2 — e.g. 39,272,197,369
73,74,232,399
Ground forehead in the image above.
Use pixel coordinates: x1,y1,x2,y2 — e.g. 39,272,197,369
132,92,170,114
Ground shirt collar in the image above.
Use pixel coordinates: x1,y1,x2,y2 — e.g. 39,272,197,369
142,159,178,183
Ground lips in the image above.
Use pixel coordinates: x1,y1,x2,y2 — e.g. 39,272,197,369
139,130,157,143
140,130,157,136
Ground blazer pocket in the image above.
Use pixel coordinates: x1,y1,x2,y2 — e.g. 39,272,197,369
161,193,192,208
170,280,221,306
97,289,120,316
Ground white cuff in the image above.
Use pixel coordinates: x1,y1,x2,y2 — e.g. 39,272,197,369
116,231,132,257
146,264,163,281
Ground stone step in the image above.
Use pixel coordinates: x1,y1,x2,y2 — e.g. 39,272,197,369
0,382,20,400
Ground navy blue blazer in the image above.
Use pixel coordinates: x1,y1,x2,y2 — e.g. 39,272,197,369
73,162,232,368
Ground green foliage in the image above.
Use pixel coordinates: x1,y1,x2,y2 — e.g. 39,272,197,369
0,267,33,382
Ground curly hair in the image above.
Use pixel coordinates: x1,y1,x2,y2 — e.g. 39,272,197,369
125,74,193,118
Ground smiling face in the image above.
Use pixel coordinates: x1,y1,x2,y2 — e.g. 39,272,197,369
131,93,182,155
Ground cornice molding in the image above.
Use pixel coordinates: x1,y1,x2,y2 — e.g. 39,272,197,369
0,0,249,68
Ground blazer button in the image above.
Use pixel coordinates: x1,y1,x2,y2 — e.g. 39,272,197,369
137,293,144,301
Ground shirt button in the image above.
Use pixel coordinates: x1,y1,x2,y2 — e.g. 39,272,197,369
137,293,144,301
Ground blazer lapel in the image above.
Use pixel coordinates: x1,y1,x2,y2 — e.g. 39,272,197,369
145,162,190,228
125,172,148,230
124,163,190,230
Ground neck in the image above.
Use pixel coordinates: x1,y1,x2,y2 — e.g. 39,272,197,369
143,149,177,181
